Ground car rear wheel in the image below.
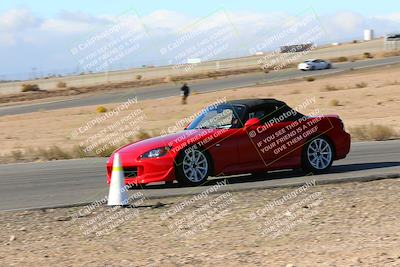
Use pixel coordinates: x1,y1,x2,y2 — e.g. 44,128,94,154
302,137,333,173
176,147,210,186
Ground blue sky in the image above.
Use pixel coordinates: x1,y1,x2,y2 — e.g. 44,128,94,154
0,0,397,17
0,1,399,79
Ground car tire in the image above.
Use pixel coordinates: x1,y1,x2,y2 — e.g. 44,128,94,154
175,146,211,186
302,136,334,173
326,63,332,69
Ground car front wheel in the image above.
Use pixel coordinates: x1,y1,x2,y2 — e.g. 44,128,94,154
302,137,334,173
176,147,210,186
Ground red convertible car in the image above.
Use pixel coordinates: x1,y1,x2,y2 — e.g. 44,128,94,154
107,99,351,186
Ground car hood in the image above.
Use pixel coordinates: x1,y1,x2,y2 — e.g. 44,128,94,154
114,129,216,158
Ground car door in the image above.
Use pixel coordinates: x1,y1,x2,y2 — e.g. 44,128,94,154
206,127,242,175
249,103,307,170
318,59,327,70
235,104,282,172
313,59,321,70
202,106,245,176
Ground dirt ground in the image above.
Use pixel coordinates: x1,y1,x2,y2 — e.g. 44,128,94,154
0,178,399,266
0,64,399,159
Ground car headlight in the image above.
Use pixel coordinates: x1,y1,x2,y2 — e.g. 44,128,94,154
140,146,171,159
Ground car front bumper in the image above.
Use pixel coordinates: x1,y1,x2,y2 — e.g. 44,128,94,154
298,64,311,70
106,154,176,185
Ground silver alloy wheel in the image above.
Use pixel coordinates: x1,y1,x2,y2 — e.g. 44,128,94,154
307,138,332,170
182,149,208,182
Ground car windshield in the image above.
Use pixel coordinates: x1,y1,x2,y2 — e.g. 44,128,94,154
186,104,246,130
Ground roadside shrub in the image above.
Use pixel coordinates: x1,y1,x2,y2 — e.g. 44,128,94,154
57,81,67,88
331,57,348,63
21,84,40,92
136,130,151,140
50,146,72,160
355,82,368,88
305,77,315,82
350,124,398,141
323,84,340,91
96,144,119,157
36,146,72,160
384,80,400,86
71,145,95,158
11,150,23,161
363,52,373,59
136,75,142,80
96,106,107,113
382,50,400,57
329,99,340,106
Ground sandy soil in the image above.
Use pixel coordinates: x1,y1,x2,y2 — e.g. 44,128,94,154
0,65,399,159
0,178,399,266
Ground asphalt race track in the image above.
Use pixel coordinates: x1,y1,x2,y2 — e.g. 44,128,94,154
0,140,399,211
1,56,400,117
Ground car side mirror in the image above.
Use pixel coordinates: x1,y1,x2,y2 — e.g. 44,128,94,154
244,118,261,129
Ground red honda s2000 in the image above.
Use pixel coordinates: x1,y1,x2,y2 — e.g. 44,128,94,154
107,99,351,186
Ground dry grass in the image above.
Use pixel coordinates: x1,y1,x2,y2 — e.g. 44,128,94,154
363,52,373,59
330,56,348,63
355,82,368,88
10,150,23,161
329,99,340,106
323,85,341,91
136,130,152,141
21,84,40,92
57,81,67,88
2,129,155,163
96,106,108,113
350,124,398,141
380,50,400,57
34,146,72,160
379,80,400,88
